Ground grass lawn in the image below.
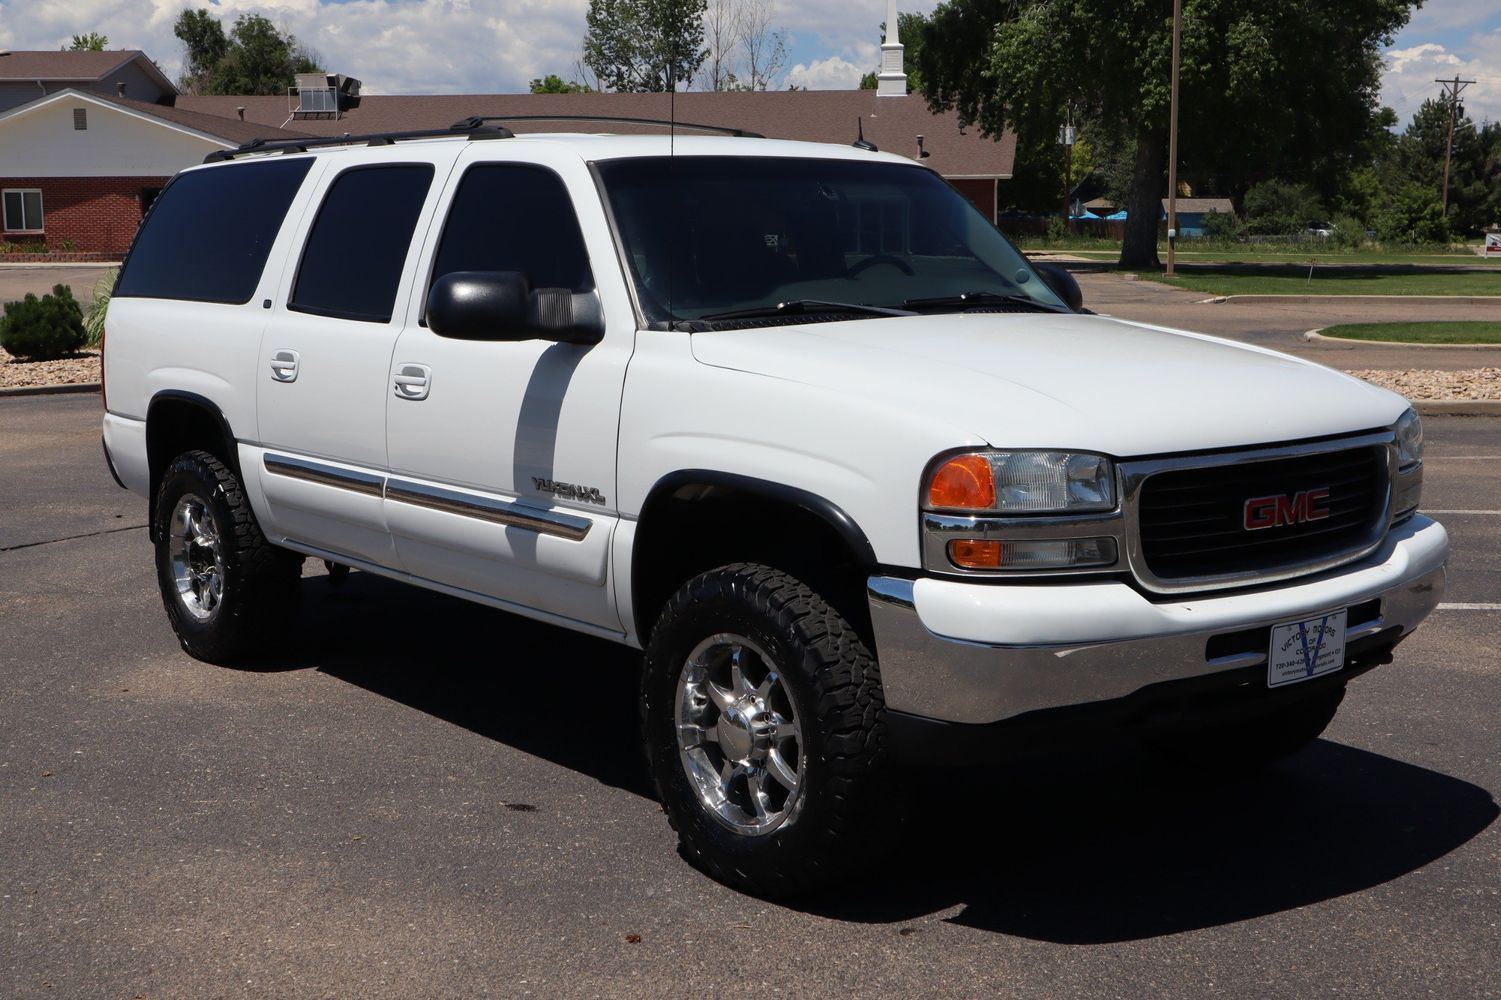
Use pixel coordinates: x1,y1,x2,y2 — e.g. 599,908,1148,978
1045,248,1501,266
1138,270,1501,296
1319,322,1501,344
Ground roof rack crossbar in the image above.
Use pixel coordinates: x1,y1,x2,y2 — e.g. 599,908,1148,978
203,121,513,163
450,114,765,139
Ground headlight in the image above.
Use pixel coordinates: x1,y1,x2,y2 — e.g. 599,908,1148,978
1395,408,1423,470
927,451,1116,514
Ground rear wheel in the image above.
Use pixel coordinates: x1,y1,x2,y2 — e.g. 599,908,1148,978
642,563,890,899
154,450,300,664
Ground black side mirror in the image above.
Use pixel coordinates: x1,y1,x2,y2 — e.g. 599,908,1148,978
427,271,604,344
1032,262,1084,312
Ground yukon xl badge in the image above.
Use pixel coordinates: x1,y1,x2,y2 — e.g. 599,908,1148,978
1243,487,1331,531
532,477,607,506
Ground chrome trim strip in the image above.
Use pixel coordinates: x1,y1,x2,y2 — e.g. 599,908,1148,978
1121,431,1396,595
921,510,1126,576
385,478,592,541
263,453,385,498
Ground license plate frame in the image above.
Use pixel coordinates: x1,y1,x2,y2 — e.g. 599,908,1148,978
1267,609,1348,688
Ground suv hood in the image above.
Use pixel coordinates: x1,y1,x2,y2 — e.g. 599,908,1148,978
689,312,1405,456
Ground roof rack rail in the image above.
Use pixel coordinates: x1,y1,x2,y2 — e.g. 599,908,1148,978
203,121,514,163
449,115,765,139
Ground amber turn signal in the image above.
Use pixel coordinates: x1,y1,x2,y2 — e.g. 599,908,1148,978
927,454,996,510
948,539,1003,569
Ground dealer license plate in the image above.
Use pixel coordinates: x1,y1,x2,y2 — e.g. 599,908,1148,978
1267,610,1348,688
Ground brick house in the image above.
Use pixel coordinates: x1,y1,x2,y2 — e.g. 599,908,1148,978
0,30,1015,255
0,86,307,255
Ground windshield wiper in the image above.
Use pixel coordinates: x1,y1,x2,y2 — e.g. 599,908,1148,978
698,299,916,322
901,291,1065,313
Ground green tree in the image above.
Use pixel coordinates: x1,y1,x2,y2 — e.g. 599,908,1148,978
583,0,708,92
173,8,229,92
530,74,591,93
918,0,1420,268
1242,179,1325,234
173,8,319,96
1374,183,1451,245
1394,98,1500,236
859,71,878,90
66,33,109,52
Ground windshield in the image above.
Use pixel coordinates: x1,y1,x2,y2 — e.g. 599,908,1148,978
595,156,1066,326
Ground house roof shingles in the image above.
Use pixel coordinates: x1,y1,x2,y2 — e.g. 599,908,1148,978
0,49,149,81
176,90,1017,178
94,92,312,145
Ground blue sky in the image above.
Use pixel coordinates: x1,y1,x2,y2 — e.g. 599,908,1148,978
0,0,1496,125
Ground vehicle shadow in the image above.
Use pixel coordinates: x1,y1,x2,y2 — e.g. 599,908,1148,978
259,567,655,797
269,569,1496,942
798,740,1498,943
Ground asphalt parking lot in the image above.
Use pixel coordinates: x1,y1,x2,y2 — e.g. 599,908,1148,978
1,395,1497,999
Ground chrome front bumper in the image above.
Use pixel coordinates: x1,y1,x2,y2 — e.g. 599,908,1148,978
868,515,1449,725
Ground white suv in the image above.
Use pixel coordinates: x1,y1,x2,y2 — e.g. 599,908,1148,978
101,120,1448,898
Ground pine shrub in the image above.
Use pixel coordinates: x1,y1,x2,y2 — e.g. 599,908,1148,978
0,284,88,361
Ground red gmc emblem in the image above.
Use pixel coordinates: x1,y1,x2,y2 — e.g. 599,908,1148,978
1244,488,1332,530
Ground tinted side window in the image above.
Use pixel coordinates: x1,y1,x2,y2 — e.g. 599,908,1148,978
432,165,593,292
290,164,435,323
115,158,312,304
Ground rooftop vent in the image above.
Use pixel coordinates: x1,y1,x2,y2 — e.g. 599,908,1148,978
289,72,361,120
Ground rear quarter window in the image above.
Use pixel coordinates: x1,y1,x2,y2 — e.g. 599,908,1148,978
115,157,313,304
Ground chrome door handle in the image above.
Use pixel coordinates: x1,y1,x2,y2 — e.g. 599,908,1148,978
269,349,299,382
393,363,431,401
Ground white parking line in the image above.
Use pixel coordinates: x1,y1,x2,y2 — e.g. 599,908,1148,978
1436,603,1501,611
1426,510,1501,515
1425,456,1501,461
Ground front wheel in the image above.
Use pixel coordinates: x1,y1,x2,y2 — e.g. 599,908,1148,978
641,563,891,899
154,450,300,664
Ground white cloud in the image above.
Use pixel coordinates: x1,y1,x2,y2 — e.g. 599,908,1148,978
0,0,934,95
0,0,591,95
784,54,866,90
1381,32,1501,128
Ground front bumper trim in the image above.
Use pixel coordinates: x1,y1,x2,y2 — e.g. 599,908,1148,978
869,515,1448,725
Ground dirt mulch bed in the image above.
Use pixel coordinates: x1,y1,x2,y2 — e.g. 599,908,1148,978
0,347,101,389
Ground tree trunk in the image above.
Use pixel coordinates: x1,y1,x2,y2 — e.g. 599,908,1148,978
1119,130,1167,270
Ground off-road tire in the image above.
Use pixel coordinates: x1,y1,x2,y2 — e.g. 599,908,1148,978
641,563,890,899
153,450,300,664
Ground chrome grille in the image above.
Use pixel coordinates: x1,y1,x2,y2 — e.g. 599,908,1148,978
1127,439,1392,592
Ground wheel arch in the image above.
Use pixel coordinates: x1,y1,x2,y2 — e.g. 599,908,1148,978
146,390,241,541
631,469,878,643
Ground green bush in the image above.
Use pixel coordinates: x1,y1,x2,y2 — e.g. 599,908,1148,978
1045,215,1067,242
1329,214,1367,249
1200,209,1243,240
1374,185,1451,246
0,284,88,361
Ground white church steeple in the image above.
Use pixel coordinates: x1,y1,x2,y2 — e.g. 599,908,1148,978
877,0,907,97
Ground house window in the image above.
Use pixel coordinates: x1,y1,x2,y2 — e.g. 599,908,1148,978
73,107,87,130
2,189,44,233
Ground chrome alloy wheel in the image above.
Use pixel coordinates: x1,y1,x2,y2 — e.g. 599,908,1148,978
675,633,804,836
168,494,225,622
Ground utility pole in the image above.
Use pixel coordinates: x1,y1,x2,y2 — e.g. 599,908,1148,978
1436,75,1475,215
1060,107,1075,232
1166,0,1182,275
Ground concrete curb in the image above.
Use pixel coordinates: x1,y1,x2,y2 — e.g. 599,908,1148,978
0,382,100,398
0,262,122,269
1303,329,1501,350
1414,400,1501,416
1203,294,1501,305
